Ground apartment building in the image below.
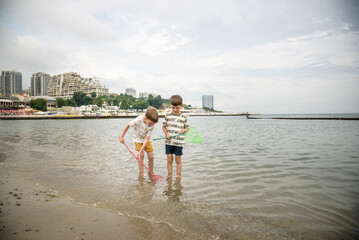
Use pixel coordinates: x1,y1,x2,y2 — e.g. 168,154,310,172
47,72,109,99
125,88,136,98
0,71,22,97
139,92,149,98
31,72,51,96
202,95,214,110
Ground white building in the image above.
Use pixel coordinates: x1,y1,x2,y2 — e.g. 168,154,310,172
125,88,136,98
32,95,57,108
47,72,109,99
139,92,149,98
202,95,214,110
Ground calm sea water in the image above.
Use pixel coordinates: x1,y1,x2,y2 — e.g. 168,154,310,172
1,115,359,239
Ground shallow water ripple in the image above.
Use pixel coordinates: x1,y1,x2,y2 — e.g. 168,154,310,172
1,117,359,239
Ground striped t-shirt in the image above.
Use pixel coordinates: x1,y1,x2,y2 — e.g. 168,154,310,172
129,116,154,143
163,113,189,147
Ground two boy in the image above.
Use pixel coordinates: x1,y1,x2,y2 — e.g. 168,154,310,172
119,95,189,178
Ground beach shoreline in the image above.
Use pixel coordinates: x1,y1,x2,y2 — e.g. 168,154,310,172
0,165,192,240
0,164,316,240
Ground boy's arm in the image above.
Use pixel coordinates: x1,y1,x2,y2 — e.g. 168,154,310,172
179,128,189,135
162,125,170,140
137,136,150,158
179,117,189,135
119,123,130,144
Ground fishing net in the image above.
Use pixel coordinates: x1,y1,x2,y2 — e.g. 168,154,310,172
185,127,203,144
152,126,203,144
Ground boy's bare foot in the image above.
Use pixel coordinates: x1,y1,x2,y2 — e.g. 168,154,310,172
139,172,144,177
167,174,172,179
176,174,181,179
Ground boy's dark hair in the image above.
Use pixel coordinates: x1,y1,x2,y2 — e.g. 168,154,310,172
145,106,159,123
171,95,183,106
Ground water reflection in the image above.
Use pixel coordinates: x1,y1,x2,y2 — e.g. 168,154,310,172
164,178,183,202
133,175,156,201
0,152,6,162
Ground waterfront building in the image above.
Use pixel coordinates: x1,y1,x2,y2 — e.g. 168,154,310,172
125,88,136,98
0,71,22,97
139,92,149,98
32,96,57,108
47,72,109,99
202,95,214,110
31,72,50,96
0,99,17,110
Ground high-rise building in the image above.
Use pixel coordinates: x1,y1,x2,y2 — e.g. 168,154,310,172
139,92,149,98
125,88,136,98
31,72,51,96
0,71,22,97
47,72,109,99
202,95,214,110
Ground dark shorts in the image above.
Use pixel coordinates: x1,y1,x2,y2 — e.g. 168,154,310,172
165,145,183,156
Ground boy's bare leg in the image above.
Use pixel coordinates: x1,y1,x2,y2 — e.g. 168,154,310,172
138,151,145,176
147,151,154,173
167,154,174,178
175,155,182,178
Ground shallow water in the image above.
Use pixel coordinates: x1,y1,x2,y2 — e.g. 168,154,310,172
1,115,359,239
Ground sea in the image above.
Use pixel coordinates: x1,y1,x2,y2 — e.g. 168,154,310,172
0,114,359,239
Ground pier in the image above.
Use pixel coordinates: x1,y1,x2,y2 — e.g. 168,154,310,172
246,116,359,121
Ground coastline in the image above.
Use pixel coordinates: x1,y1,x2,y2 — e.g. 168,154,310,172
0,113,253,120
0,164,315,240
0,165,193,240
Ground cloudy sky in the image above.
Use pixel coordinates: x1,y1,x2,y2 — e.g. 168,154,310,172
1,0,358,113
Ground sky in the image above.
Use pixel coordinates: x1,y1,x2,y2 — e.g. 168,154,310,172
0,0,359,114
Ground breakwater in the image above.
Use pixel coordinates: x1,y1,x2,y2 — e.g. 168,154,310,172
247,116,359,120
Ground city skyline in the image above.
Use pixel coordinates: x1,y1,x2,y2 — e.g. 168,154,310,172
0,70,166,100
1,0,359,113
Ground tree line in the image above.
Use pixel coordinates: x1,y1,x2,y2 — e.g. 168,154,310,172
30,92,165,111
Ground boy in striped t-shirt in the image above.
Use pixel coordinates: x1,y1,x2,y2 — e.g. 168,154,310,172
162,95,189,178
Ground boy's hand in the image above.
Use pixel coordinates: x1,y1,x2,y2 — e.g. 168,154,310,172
137,150,143,159
179,130,186,135
119,136,125,144
165,134,170,140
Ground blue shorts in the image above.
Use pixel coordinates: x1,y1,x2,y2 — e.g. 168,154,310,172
165,145,183,156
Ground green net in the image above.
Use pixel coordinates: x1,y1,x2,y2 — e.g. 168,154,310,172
185,127,203,144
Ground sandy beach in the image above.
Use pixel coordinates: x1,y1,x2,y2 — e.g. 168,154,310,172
0,165,191,240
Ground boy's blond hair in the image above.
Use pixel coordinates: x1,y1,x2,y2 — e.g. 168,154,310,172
145,106,159,123
171,95,183,106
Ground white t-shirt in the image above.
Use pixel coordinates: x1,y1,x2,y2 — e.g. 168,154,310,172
129,116,154,143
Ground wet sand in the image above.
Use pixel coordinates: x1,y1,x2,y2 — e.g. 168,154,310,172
0,166,191,240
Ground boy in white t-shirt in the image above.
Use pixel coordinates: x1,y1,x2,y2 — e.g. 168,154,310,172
119,106,159,176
